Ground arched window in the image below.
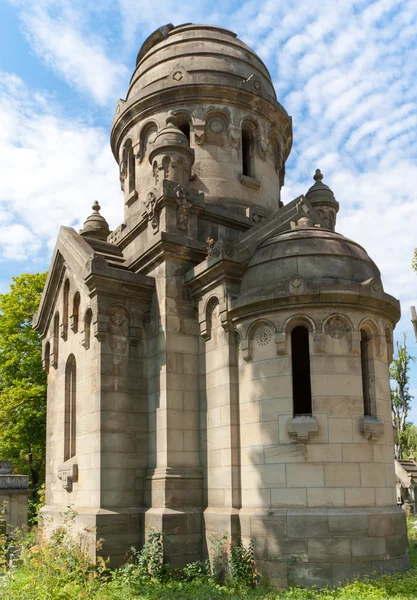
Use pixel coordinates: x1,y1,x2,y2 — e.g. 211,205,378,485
162,156,171,180
360,329,372,416
62,279,70,340
178,121,190,143
44,341,50,373
71,292,80,333
83,308,92,350
242,126,255,178
127,140,135,195
53,312,60,368
64,355,76,461
291,326,312,415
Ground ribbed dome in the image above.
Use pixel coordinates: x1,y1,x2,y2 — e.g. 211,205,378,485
128,23,279,106
240,226,382,296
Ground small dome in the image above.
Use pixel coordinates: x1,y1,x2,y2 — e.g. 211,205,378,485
305,169,339,231
149,124,194,163
80,201,110,242
240,227,382,297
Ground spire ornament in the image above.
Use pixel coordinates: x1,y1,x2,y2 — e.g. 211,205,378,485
80,200,110,242
305,168,339,231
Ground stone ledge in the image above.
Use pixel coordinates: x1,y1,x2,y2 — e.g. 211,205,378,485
239,174,261,190
361,416,384,441
287,416,319,442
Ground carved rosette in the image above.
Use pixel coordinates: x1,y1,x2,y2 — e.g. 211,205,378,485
325,316,350,339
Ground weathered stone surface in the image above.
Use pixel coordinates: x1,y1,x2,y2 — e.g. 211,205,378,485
34,19,406,587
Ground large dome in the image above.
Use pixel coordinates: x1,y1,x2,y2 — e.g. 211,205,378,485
129,23,279,106
241,226,381,293
236,224,399,320
110,23,292,160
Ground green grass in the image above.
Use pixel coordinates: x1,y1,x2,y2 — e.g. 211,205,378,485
1,516,417,600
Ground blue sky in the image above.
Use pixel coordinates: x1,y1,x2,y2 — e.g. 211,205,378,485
1,0,417,415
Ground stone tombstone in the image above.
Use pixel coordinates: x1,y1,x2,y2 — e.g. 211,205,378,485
0,461,30,534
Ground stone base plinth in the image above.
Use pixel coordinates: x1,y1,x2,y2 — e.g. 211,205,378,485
40,505,142,567
143,507,203,568
239,506,409,588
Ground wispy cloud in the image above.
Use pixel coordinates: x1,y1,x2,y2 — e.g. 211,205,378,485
9,0,128,104
0,70,121,261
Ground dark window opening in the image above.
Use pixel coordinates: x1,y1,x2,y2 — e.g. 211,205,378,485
128,143,135,194
72,292,80,333
291,326,312,415
360,329,372,416
44,341,50,373
178,122,190,143
84,308,92,350
64,354,76,461
53,312,59,367
242,128,255,178
62,279,70,339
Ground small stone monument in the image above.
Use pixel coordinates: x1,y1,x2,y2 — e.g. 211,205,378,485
0,461,30,534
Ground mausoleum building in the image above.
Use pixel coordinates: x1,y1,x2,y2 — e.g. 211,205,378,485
34,23,408,587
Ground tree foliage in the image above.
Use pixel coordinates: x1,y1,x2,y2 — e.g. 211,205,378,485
390,333,414,459
0,272,47,488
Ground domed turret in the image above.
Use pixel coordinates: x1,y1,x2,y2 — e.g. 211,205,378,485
305,169,339,231
111,24,293,221
79,201,110,241
149,124,194,186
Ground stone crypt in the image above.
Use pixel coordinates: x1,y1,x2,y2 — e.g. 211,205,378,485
33,23,408,587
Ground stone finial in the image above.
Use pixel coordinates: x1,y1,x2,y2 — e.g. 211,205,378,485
305,168,339,232
80,201,110,242
314,168,323,183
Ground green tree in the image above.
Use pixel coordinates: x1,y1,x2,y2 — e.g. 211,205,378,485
0,272,47,488
390,333,414,459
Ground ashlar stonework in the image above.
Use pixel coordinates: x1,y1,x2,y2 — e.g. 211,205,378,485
33,23,408,588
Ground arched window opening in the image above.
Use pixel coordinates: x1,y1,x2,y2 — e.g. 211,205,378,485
242,127,255,178
53,312,60,368
64,355,76,461
360,329,372,416
83,308,92,350
162,156,171,180
291,326,312,415
127,141,135,194
178,121,190,143
71,292,80,333
62,279,70,340
44,341,50,373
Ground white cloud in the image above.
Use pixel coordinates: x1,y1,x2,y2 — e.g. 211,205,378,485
10,0,128,104
0,70,122,262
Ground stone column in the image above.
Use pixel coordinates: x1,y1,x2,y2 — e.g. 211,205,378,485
144,260,203,568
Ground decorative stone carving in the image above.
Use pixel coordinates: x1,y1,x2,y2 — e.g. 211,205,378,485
57,463,78,492
209,119,225,133
107,306,129,391
211,240,236,260
228,125,240,148
360,416,384,441
143,190,159,233
255,327,272,346
108,223,126,245
289,275,305,295
316,207,336,230
175,185,192,232
275,332,286,355
287,416,319,442
193,118,206,145
325,316,350,339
